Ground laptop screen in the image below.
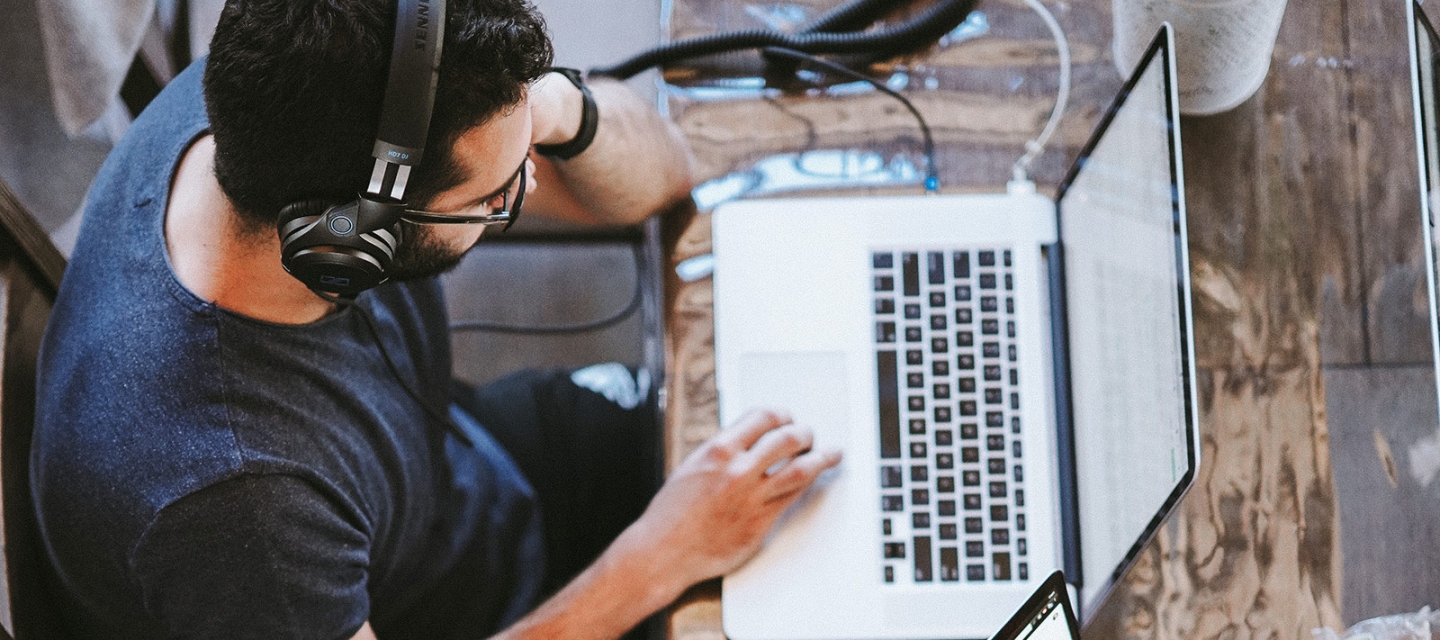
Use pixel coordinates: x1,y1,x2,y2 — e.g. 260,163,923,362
1408,0,1440,420
1054,25,1199,612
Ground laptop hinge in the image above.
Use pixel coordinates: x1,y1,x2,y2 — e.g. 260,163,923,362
1044,241,1082,587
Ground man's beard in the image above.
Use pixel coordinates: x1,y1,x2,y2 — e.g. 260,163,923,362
385,222,474,282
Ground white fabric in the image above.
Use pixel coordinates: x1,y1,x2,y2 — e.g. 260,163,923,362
570,363,649,410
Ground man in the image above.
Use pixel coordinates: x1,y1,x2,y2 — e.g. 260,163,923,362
32,0,841,638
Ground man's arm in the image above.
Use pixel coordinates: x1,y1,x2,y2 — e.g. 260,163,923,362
525,72,695,226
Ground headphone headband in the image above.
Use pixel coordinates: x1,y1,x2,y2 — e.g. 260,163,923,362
374,0,446,167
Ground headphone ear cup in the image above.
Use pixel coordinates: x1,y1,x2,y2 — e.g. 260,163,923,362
277,198,401,297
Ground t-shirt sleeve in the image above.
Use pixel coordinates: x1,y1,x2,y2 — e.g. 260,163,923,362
129,474,372,640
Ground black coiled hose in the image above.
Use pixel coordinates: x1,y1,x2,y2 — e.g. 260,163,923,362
589,0,980,79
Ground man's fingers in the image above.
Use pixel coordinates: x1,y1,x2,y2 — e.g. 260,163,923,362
764,447,843,502
738,423,815,477
712,408,793,451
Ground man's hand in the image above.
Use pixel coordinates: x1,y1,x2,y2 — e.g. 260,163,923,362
625,409,844,592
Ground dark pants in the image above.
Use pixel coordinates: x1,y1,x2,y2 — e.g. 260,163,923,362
451,367,662,617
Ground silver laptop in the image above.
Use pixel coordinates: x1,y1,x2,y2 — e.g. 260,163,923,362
712,24,1199,640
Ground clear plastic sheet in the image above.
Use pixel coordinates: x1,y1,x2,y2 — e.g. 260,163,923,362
1313,608,1440,640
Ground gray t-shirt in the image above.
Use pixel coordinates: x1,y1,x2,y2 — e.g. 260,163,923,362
33,60,544,640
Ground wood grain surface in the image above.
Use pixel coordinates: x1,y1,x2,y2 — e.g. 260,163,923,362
658,0,1432,637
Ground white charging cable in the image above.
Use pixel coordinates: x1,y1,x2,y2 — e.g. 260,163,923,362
1009,0,1072,189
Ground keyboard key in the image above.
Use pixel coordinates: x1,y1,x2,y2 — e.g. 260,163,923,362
955,308,973,324
907,350,923,365
956,331,974,347
933,383,951,399
905,326,923,342
910,441,927,458
960,401,977,416
1009,345,1018,362
1006,297,1015,313
965,517,983,534
966,540,984,557
985,389,1002,404
936,453,954,469
882,466,903,488
1015,489,1025,507
909,418,926,435
984,365,1002,380
878,351,901,459
1018,538,1027,556
986,435,1005,451
990,505,1008,522
932,361,949,376
958,354,975,369
927,252,946,285
905,304,922,319
930,314,947,330
1012,440,1023,458
873,252,894,268
992,528,1010,545
934,406,952,422
989,458,1006,474
883,495,904,511
937,476,955,492
935,430,953,446
1005,274,1013,290
978,251,996,267
981,296,998,312
914,537,933,582
902,253,920,296
907,372,924,388
883,518,892,535
929,291,946,308
961,423,978,439
967,564,986,581
938,499,956,516
908,396,925,411
964,494,981,510
1010,392,1020,411
940,548,960,581
983,343,1001,358
982,319,999,335
954,251,970,278
962,447,980,463
1019,563,1028,580
1014,465,1024,482
963,470,980,486
877,322,897,343
989,481,1007,498
959,378,976,393
911,465,929,482
875,276,894,291
885,565,895,582
980,274,997,289
931,337,948,354
1003,250,1012,267
955,284,972,301
913,512,931,528
940,523,958,540
993,552,1012,581
986,412,1004,428
1007,321,1016,338
884,542,906,559
876,298,895,314
1011,417,1021,434
1017,514,1026,531
1010,369,1019,385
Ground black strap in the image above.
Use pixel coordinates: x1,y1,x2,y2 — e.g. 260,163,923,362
534,67,599,160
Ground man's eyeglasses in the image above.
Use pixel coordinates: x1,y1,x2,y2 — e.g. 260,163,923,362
401,161,526,231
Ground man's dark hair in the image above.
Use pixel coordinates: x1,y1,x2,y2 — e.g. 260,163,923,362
204,0,553,228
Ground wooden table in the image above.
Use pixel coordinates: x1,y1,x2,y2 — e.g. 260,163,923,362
656,0,1440,637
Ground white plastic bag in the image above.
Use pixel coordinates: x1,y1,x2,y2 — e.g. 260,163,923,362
1313,607,1440,640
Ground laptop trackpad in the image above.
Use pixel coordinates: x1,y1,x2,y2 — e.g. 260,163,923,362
735,351,849,454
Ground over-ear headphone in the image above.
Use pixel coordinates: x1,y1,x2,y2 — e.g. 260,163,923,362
277,0,446,299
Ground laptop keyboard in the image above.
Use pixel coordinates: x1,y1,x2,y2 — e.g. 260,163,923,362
873,249,1029,585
